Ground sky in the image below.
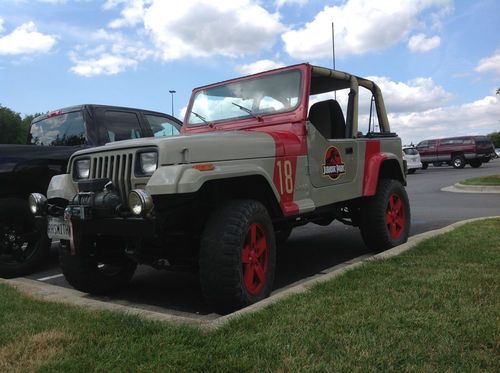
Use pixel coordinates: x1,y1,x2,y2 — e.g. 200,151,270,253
0,0,499,144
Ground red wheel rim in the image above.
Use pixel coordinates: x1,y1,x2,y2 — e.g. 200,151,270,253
241,223,269,295
385,193,406,239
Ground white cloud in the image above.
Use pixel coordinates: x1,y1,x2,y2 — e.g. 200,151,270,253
143,0,285,60
70,53,138,77
275,0,307,8
13,0,67,3
236,59,285,75
475,50,500,76
108,0,151,29
69,29,152,76
0,22,57,55
310,75,452,115
103,0,126,9
179,105,188,121
282,0,451,59
408,33,441,52
369,76,452,113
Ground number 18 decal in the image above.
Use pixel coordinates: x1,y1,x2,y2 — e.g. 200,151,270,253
276,159,294,195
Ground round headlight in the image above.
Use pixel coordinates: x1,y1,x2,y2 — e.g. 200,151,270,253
74,159,90,179
29,193,47,215
128,189,153,216
138,152,158,175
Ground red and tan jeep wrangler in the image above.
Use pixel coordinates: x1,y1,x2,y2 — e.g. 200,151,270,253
32,64,410,312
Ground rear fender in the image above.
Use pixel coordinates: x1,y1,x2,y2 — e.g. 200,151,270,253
363,155,405,196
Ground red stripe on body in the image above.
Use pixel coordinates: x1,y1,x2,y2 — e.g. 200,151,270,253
264,130,306,216
363,140,386,196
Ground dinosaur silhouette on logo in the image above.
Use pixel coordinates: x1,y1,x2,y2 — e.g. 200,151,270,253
322,146,346,180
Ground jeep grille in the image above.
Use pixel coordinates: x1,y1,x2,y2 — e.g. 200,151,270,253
89,152,134,201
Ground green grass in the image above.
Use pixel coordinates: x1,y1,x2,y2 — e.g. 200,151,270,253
1,219,499,372
462,174,500,186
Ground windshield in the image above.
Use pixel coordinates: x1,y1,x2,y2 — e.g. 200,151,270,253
29,111,86,146
187,69,302,126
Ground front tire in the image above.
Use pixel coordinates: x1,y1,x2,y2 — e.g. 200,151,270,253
452,155,466,169
360,179,411,252
407,168,416,174
59,238,136,294
421,162,428,170
199,200,276,313
0,199,50,278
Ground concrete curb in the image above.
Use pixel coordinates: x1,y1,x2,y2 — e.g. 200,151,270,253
441,183,500,193
2,216,499,330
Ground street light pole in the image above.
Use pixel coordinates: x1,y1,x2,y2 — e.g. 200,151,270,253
169,90,176,116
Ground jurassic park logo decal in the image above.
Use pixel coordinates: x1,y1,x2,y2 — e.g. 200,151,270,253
322,146,346,180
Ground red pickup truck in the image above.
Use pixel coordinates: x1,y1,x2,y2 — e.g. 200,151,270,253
416,136,495,169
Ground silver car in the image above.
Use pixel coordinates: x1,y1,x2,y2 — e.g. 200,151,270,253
403,146,423,174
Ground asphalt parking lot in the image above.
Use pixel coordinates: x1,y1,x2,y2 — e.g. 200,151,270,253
21,159,500,320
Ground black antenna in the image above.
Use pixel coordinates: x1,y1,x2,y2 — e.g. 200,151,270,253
331,22,336,71
332,22,336,100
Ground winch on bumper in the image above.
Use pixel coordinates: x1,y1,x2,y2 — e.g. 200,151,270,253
30,178,156,251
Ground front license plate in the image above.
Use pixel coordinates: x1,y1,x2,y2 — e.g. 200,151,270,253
47,217,71,240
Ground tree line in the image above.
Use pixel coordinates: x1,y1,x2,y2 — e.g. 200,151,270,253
0,105,41,144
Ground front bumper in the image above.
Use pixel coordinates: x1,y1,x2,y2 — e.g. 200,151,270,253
69,214,156,238
43,179,157,243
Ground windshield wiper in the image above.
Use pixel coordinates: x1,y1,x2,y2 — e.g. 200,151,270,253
191,111,214,128
232,102,262,122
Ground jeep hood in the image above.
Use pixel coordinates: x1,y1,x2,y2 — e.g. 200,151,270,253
73,131,278,165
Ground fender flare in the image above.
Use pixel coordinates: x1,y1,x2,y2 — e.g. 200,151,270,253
146,163,281,201
363,153,405,196
47,174,78,201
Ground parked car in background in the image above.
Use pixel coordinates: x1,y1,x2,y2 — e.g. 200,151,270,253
495,148,500,158
402,146,422,174
416,136,495,169
0,104,181,278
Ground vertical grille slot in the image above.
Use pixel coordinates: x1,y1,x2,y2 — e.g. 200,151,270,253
107,156,114,180
85,151,134,202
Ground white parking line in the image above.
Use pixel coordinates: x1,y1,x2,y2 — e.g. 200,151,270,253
37,273,64,281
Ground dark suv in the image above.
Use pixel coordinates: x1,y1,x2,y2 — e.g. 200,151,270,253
416,136,494,169
0,104,181,277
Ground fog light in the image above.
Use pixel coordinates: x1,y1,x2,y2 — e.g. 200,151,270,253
128,189,153,216
29,193,48,215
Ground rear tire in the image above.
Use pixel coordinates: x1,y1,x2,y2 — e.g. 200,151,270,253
199,200,276,313
360,179,411,252
469,159,482,168
59,238,136,294
452,155,466,169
